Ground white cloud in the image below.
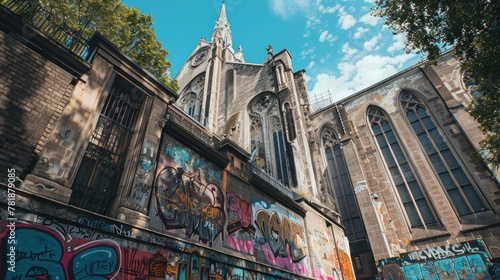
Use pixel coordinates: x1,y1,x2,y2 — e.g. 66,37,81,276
308,54,417,102
319,54,331,64
387,33,406,53
319,30,336,43
269,0,313,19
363,34,382,51
341,43,358,60
338,7,357,30
307,61,315,70
359,12,380,26
306,16,321,28
319,4,340,14
301,45,315,59
353,27,369,39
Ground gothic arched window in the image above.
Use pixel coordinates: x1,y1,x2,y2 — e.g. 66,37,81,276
182,92,198,118
401,92,487,216
368,106,437,228
249,93,289,186
181,74,205,123
322,128,366,242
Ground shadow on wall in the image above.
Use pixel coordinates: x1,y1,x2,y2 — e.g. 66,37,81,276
0,29,49,181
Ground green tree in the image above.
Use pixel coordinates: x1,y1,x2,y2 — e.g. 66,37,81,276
37,0,179,91
372,0,500,166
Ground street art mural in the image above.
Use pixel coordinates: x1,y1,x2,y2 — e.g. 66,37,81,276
309,226,342,280
226,192,256,254
378,240,497,280
333,226,355,280
0,222,121,280
155,134,224,247
0,217,304,280
252,197,309,275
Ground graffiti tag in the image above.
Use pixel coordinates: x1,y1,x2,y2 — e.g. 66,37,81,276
254,210,306,262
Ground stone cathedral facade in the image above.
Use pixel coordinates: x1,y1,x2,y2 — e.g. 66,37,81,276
174,3,500,280
1,1,500,280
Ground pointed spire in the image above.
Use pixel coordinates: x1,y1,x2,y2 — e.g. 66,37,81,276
212,2,232,49
217,1,228,26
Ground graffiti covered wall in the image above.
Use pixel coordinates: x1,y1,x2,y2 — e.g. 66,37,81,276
0,207,302,280
333,226,355,280
226,191,256,255
308,221,342,280
252,195,309,275
154,134,225,247
378,240,497,280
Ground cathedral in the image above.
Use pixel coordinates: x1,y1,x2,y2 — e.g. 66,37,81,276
1,1,500,279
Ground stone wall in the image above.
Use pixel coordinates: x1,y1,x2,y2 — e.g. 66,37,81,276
0,28,83,180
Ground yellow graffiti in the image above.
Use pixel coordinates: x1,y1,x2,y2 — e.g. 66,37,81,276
255,210,307,262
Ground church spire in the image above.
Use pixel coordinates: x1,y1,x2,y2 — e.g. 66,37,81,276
212,2,232,49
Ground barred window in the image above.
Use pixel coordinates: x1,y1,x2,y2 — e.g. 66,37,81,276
368,106,437,228
70,79,145,215
401,92,487,216
322,128,366,242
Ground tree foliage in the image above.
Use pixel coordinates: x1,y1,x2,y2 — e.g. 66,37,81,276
373,0,500,166
38,0,179,91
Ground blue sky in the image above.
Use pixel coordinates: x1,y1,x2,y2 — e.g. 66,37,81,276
122,0,421,102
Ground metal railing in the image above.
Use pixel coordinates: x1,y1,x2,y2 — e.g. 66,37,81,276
310,90,334,112
1,0,90,59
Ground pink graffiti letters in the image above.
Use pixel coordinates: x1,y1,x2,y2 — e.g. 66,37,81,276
226,193,256,254
227,193,256,235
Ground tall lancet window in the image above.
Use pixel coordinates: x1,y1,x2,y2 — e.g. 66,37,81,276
181,74,205,123
249,93,289,186
368,106,437,228
401,92,487,216
322,128,366,242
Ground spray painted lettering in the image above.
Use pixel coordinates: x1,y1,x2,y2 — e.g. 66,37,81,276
405,241,481,262
378,240,494,280
226,193,256,254
0,223,120,280
155,137,224,247
255,210,307,262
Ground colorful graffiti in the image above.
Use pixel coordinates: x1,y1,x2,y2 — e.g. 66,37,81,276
127,140,156,210
309,227,340,280
0,222,120,280
226,192,256,254
252,198,308,275
0,219,302,280
155,136,224,247
254,210,307,262
333,229,355,280
378,240,495,280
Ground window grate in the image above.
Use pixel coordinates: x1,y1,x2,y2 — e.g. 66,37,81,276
70,82,143,215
